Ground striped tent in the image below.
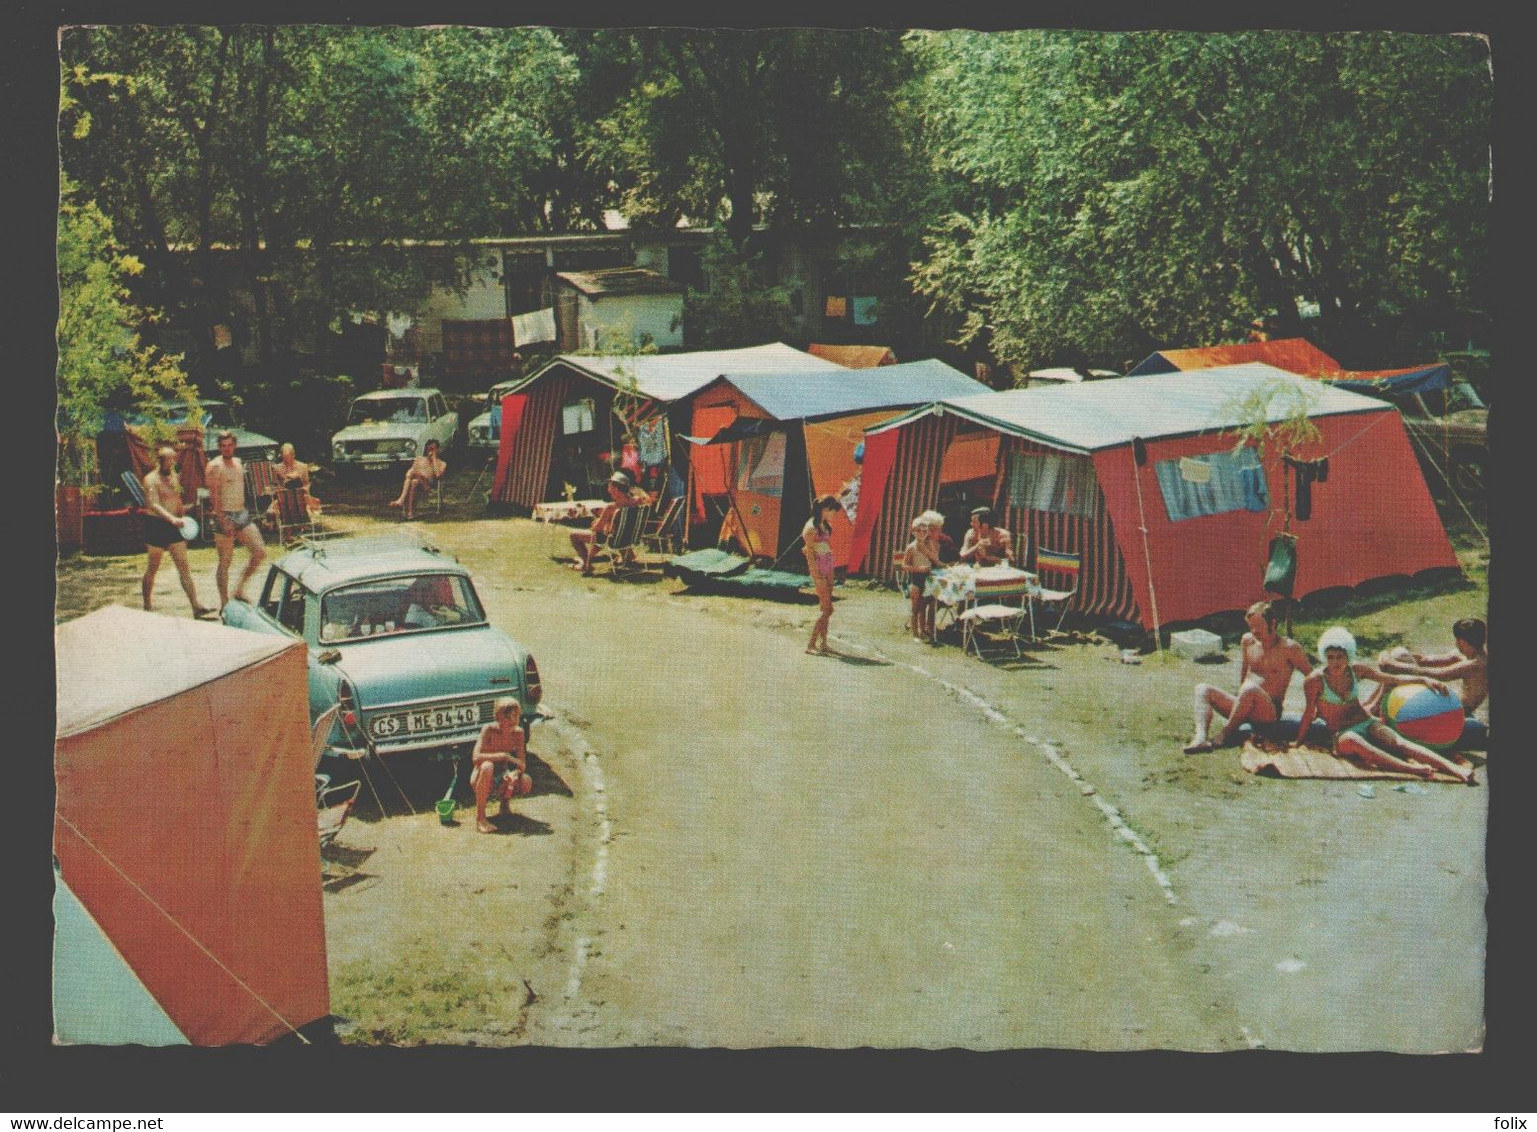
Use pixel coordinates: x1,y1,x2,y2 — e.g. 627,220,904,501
849,365,1459,631
489,344,845,510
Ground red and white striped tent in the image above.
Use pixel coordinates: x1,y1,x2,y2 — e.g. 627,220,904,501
849,364,1459,630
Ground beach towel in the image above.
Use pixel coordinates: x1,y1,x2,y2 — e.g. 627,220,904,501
1239,739,1467,783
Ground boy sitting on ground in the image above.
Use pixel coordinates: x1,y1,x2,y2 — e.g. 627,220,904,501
471,698,530,834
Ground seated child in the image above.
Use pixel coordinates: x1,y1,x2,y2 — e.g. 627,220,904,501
470,698,531,834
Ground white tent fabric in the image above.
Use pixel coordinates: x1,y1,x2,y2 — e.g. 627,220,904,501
524,342,845,404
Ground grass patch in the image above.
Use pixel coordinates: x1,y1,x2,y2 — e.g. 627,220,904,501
332,942,522,1046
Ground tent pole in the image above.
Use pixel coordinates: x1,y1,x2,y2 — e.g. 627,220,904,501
1130,447,1163,652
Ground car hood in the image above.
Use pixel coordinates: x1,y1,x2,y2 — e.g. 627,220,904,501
332,624,529,707
333,420,431,443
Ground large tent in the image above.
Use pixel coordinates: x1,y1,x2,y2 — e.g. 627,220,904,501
488,343,845,510
1127,337,1453,399
53,606,330,1045
683,359,988,567
850,364,1459,631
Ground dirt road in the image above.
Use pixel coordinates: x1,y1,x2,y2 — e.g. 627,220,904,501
61,506,1487,1050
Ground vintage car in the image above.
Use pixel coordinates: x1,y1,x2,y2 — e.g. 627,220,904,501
465,378,525,453
1400,379,1487,492
127,399,279,463
221,531,543,765
330,387,460,475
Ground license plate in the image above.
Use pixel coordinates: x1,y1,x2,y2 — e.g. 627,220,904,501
370,702,485,739
359,454,391,463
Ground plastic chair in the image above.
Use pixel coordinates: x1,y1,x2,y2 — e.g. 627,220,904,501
1031,547,1082,637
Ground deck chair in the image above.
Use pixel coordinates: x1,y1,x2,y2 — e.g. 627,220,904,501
957,568,1033,659
596,502,648,579
119,469,147,510
273,483,320,544
246,459,282,517
1030,547,1082,637
641,495,685,555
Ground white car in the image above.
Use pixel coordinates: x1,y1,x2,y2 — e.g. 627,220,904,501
331,388,459,475
465,378,524,453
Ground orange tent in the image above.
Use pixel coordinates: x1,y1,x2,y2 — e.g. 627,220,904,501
807,343,898,368
53,607,330,1045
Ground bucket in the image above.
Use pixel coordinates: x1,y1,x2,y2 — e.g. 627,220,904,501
435,798,457,825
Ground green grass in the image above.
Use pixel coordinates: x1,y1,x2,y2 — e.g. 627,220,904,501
332,942,521,1046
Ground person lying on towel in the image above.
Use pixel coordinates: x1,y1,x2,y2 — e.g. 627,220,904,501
1293,626,1476,785
1185,600,1310,753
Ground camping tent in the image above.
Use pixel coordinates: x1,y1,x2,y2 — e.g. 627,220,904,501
849,364,1459,630
488,343,845,511
683,359,988,567
53,606,330,1045
806,343,898,368
1127,337,1453,399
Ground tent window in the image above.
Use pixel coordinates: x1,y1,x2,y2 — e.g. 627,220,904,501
736,431,786,497
1007,452,1099,518
562,397,596,435
1154,448,1269,522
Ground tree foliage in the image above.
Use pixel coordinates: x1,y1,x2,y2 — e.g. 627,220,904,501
908,30,1492,370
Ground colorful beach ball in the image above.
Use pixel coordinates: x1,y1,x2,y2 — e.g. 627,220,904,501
1383,683,1465,750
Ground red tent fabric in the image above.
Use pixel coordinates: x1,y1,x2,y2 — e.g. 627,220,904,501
490,392,530,503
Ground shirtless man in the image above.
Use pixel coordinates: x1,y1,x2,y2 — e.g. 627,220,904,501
140,445,216,619
1185,600,1311,752
569,471,639,576
204,430,267,609
470,698,530,833
1371,617,1488,716
958,506,1011,567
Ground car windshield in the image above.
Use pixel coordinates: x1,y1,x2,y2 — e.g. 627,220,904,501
319,572,486,643
127,402,237,428
349,397,428,425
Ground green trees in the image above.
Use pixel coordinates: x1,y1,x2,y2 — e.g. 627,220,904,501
908,30,1492,369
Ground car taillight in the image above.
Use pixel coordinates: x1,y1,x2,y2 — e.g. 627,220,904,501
524,656,542,705
338,679,359,726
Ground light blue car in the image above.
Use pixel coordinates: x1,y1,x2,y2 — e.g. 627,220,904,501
221,531,543,768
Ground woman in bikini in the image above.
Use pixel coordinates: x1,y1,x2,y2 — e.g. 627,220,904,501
802,495,843,655
1294,626,1476,784
470,698,531,833
389,438,447,520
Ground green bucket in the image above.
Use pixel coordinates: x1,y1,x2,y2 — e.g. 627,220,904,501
435,798,457,825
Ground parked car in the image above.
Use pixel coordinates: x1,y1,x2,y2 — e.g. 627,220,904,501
330,387,459,475
221,531,544,764
465,378,525,454
1400,379,1488,492
126,399,279,463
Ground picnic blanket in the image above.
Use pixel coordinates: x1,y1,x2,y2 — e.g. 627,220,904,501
1239,739,1468,783
665,547,816,596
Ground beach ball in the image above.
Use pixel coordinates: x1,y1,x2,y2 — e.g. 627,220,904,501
1383,683,1464,750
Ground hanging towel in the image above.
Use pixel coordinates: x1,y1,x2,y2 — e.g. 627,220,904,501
635,417,669,467
1178,456,1212,484
824,296,848,319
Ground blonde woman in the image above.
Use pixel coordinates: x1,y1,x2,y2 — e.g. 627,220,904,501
802,495,843,655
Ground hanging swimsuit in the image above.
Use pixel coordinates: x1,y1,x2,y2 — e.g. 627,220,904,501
1320,668,1374,739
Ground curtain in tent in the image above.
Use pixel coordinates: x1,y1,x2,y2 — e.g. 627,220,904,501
1152,448,1268,522
862,414,958,584
998,437,1139,622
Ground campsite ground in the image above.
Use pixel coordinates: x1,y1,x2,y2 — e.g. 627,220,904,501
53,463,1491,1051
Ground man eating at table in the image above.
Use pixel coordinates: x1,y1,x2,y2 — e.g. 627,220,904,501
959,506,1012,567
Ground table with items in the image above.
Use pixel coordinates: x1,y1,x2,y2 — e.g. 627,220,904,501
924,563,1039,643
533,499,606,524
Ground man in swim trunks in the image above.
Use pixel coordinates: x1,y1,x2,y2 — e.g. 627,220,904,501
204,430,267,609
958,506,1011,566
1185,600,1311,753
140,444,216,619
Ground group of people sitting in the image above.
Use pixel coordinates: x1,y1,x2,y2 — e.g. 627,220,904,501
900,505,1015,640
1185,601,1487,784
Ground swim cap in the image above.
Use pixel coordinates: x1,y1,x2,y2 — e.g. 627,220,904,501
1317,626,1357,665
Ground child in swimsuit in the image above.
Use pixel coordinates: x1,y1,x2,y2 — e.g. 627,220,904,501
1294,626,1475,784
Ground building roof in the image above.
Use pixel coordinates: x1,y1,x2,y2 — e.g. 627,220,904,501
522,342,846,404
866,364,1388,454
719,358,988,422
806,343,898,368
56,606,299,737
555,267,685,298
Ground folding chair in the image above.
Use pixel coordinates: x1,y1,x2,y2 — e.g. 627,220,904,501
120,469,147,510
1030,547,1082,637
596,503,648,579
956,567,1033,659
246,459,282,519
273,483,320,544
641,495,685,556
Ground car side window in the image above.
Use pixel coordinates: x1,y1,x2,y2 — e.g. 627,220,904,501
259,568,285,620
430,394,447,420
278,578,307,635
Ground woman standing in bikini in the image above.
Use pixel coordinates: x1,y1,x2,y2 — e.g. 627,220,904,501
802,495,842,655
1294,626,1475,784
